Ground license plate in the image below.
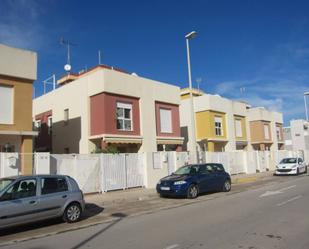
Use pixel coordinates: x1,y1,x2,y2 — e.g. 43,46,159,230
161,186,170,191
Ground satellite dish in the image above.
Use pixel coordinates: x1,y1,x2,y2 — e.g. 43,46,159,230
64,64,71,72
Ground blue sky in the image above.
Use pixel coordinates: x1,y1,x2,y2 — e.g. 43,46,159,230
1,0,309,125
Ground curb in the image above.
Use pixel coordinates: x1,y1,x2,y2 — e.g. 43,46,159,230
232,176,258,184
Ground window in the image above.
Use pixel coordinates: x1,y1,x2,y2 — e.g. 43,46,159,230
0,179,37,201
116,102,132,131
0,85,13,124
215,116,223,136
64,109,69,125
41,177,68,195
264,124,270,139
48,116,52,134
235,119,242,137
64,147,70,154
35,120,41,131
160,108,172,133
276,126,281,140
212,164,225,172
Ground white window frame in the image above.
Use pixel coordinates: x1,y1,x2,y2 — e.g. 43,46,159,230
116,102,133,131
35,120,41,130
235,119,242,138
215,116,223,136
0,85,14,124
264,124,270,139
159,108,172,133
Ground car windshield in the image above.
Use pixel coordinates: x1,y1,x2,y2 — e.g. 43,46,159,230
0,179,14,192
280,158,297,164
174,165,198,175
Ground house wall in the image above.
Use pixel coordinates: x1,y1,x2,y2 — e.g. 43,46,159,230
90,93,140,136
155,102,181,137
33,68,181,153
0,77,33,132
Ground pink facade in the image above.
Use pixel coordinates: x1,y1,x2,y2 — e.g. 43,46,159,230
155,101,181,137
90,92,140,136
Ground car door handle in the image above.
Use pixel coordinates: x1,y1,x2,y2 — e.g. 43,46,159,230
29,200,37,205
62,195,67,198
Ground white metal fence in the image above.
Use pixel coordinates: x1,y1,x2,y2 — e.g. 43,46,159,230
0,149,308,192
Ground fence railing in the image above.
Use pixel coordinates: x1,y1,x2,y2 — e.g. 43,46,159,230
0,150,307,192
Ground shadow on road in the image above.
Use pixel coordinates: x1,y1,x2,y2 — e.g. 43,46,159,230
0,203,104,237
70,212,127,249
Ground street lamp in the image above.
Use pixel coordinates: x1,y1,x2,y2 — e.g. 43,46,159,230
304,91,309,121
185,31,197,154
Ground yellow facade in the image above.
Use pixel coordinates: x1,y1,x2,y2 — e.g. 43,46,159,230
196,110,227,152
234,115,247,141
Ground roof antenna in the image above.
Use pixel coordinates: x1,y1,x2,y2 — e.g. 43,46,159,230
60,37,76,74
98,50,102,65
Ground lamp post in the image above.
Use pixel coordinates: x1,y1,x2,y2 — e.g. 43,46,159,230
185,31,197,154
304,91,309,121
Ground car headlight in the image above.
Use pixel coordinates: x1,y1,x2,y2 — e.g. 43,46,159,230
174,180,187,185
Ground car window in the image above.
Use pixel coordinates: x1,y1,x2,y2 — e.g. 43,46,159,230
41,177,68,195
280,158,297,164
213,164,225,172
199,164,215,174
0,179,37,201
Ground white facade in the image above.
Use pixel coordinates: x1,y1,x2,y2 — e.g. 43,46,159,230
286,119,309,151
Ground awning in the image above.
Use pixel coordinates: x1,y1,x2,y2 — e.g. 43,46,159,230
89,134,143,144
197,138,228,143
0,130,38,136
236,140,248,145
156,136,184,145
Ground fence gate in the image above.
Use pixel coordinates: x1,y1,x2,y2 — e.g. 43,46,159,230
101,153,145,192
167,152,176,175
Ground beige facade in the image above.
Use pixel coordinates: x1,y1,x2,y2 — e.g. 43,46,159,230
33,66,183,153
247,107,284,151
0,44,37,174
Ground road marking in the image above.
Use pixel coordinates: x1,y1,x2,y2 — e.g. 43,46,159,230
277,195,302,207
259,185,296,197
164,244,179,249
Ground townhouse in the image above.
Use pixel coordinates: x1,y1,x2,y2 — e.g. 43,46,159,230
33,65,183,153
0,44,37,174
284,119,309,152
180,89,249,152
180,88,284,152
247,107,284,151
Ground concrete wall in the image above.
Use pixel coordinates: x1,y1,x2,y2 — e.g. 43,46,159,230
290,120,309,151
0,44,37,81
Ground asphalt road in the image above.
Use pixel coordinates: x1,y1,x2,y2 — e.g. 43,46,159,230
2,175,309,249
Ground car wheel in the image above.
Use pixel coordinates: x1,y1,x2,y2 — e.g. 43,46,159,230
187,184,198,199
63,203,82,223
222,179,231,192
305,166,307,174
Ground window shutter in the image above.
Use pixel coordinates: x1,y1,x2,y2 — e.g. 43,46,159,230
160,109,172,133
0,85,13,124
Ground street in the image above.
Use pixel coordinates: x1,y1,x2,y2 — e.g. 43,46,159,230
1,174,309,249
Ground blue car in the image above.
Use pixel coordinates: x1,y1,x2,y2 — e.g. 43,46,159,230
156,163,231,198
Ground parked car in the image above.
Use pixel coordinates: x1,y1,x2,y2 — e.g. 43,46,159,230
275,157,307,175
156,163,231,199
0,175,85,230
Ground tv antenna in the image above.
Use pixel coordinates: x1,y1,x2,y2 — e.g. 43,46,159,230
60,37,76,73
196,77,202,91
240,87,246,95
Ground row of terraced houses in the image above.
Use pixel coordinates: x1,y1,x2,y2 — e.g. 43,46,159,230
1,44,285,174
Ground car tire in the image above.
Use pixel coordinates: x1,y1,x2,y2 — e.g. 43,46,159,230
296,168,300,175
187,184,198,199
305,166,307,174
63,202,82,223
222,179,231,192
